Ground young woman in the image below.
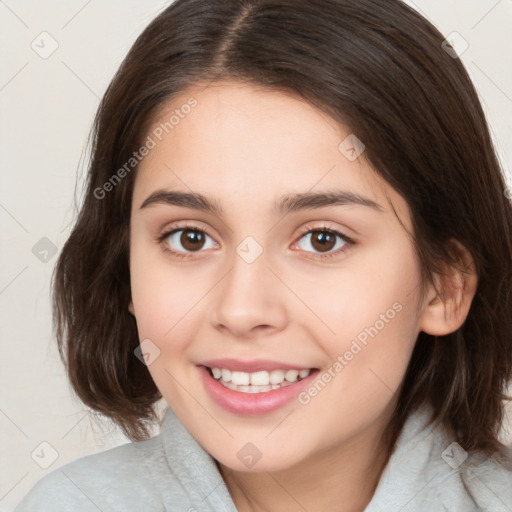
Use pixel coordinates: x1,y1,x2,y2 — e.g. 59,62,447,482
15,0,512,510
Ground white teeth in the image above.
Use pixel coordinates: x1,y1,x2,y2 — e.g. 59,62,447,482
209,367,312,393
231,371,250,386
250,371,270,386
269,369,285,384
284,369,299,382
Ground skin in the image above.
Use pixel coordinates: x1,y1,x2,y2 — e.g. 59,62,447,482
128,80,477,512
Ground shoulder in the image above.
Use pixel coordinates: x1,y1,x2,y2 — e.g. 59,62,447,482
14,434,172,511
412,413,512,512
459,450,512,511
367,405,512,512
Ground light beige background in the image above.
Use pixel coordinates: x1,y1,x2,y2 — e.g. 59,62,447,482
1,1,511,510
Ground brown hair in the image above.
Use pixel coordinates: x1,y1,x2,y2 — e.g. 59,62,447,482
53,0,512,462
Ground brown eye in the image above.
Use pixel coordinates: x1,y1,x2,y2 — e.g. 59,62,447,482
163,228,216,254
180,230,206,251
296,228,349,255
310,230,337,252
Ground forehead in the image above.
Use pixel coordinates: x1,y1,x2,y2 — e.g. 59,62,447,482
132,80,409,225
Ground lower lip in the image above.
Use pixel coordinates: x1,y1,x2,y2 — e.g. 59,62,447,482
198,365,318,415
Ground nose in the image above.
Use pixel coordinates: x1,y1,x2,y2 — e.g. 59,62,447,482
209,247,288,340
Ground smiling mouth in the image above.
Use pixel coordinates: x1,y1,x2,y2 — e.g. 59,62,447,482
205,366,315,394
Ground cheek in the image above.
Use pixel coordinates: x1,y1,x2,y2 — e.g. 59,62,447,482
333,271,421,402
294,269,422,444
129,239,197,345
293,248,424,425
295,244,422,358
129,246,203,407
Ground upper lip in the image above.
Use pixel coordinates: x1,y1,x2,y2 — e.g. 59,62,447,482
199,358,315,372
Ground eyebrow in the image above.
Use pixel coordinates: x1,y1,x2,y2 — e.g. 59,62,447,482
139,189,384,216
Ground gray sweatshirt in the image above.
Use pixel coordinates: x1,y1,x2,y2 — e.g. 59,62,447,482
14,404,512,511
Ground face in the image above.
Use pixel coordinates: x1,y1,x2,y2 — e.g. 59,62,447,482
129,80,430,472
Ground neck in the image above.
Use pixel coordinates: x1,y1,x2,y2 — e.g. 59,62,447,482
218,412,395,512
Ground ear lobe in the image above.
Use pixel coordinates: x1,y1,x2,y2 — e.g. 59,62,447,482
128,300,135,316
419,240,478,336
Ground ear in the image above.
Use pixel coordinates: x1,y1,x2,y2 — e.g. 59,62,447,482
419,239,478,336
128,300,135,316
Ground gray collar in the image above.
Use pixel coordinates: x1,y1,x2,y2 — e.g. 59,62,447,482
159,404,512,511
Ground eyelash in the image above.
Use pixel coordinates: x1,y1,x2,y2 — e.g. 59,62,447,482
156,222,355,262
